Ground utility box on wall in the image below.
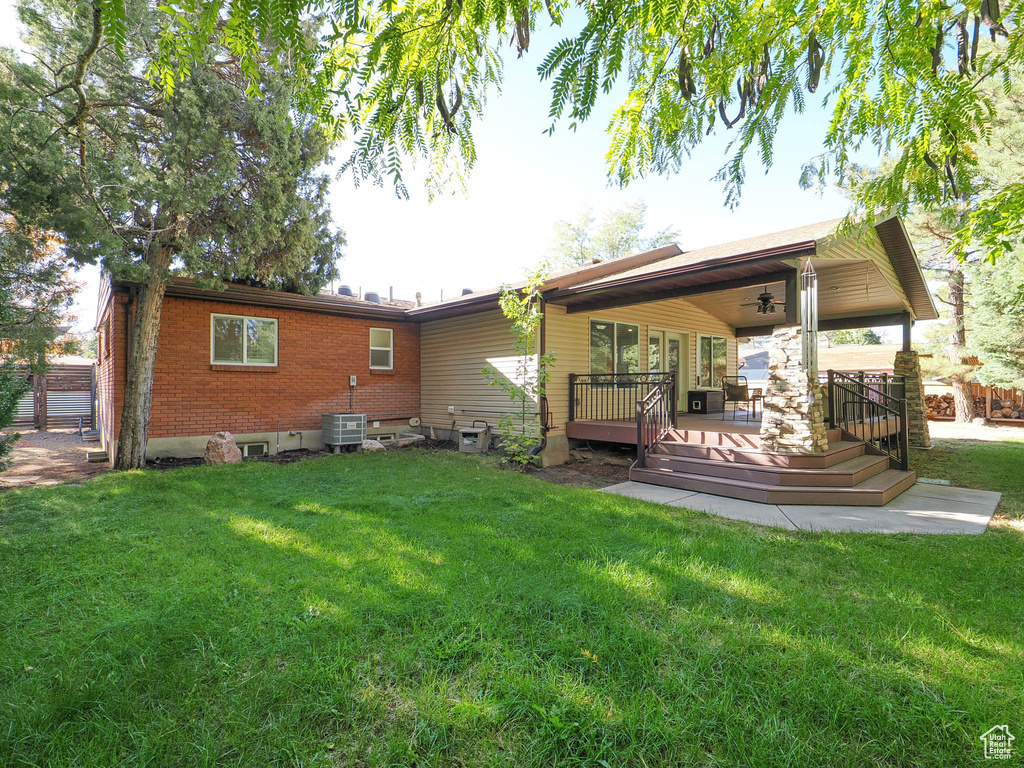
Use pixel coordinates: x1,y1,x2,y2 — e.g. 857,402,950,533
458,421,491,455
322,413,366,452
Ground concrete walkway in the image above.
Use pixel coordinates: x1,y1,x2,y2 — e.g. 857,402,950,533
601,481,1001,534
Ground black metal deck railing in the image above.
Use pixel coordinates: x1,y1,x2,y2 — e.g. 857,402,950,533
819,371,905,401
826,370,909,470
635,374,676,467
568,371,677,423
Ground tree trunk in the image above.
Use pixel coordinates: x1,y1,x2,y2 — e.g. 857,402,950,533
947,265,974,423
114,245,172,469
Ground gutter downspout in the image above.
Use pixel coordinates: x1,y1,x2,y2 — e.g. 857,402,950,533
528,292,549,460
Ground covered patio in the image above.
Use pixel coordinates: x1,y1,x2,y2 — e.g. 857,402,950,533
546,215,938,505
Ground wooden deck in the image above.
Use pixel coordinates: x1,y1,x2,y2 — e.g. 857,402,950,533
566,414,759,446
566,413,898,446
567,414,911,506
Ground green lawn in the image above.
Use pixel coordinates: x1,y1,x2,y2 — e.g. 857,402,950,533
912,429,1024,519
1,451,1021,767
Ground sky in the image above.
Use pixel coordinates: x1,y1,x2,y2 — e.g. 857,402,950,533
1,4,867,335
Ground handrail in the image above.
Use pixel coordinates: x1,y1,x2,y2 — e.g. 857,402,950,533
827,369,910,470
635,372,676,468
569,371,676,423
827,370,909,403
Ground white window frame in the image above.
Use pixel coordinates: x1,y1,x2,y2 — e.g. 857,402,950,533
697,334,728,389
210,313,278,366
369,327,394,370
239,442,269,458
589,319,640,376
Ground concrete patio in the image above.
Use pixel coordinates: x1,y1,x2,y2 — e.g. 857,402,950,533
602,480,1001,534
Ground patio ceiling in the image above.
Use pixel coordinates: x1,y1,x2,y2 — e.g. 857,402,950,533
686,258,908,331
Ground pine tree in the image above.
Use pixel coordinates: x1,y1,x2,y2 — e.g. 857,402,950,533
0,0,345,469
969,252,1024,390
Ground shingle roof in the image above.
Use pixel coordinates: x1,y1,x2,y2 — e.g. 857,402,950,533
571,218,843,289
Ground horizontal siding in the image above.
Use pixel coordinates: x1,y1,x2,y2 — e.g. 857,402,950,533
420,309,538,432
545,297,736,435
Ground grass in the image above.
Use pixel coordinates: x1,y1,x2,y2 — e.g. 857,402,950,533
912,429,1024,518
1,450,1022,767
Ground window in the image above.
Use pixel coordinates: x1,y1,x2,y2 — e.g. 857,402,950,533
240,442,268,458
211,314,278,366
369,327,393,370
648,333,663,372
590,320,639,375
697,335,728,388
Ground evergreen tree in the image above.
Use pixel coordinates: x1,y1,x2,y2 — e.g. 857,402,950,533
0,222,80,465
0,0,345,469
969,252,1024,390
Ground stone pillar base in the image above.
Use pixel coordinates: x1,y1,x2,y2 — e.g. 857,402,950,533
759,327,828,454
894,350,931,448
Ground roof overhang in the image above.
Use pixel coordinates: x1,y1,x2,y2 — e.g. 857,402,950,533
109,278,412,321
407,243,684,321
546,242,816,315
873,215,938,321
543,214,938,323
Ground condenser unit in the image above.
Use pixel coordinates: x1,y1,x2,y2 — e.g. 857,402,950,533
322,413,366,452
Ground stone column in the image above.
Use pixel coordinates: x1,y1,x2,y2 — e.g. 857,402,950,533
894,350,931,448
759,327,829,454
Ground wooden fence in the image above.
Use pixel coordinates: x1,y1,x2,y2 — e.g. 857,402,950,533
11,364,96,431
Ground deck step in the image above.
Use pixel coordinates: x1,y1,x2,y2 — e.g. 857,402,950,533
644,452,891,487
653,440,867,468
662,426,843,449
629,466,917,506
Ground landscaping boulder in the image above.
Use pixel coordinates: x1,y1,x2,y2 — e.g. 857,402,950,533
361,439,386,452
204,431,242,465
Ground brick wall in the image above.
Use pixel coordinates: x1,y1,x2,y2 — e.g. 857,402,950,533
95,294,126,456
106,290,420,445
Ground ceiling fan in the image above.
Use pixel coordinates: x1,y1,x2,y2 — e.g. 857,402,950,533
741,286,786,315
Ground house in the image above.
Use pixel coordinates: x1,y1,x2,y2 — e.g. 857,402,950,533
95,214,938,504
95,278,420,459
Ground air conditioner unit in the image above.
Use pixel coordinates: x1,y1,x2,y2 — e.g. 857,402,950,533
322,413,366,453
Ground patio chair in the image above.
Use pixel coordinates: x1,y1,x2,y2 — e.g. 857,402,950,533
721,375,756,422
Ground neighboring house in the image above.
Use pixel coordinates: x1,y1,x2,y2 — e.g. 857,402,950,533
95,214,937,500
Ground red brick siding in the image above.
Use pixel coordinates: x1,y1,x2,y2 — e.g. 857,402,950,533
106,291,420,443
95,296,126,455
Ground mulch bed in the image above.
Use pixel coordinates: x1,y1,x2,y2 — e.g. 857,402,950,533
531,445,635,489
148,448,334,471
147,438,630,491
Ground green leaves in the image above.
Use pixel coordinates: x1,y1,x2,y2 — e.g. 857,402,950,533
96,0,1024,256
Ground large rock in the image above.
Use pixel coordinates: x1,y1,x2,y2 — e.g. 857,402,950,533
361,439,386,452
204,431,242,465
